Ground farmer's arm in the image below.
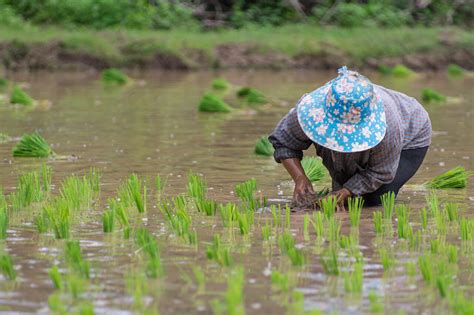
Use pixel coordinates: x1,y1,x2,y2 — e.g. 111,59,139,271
268,107,313,201
343,133,403,196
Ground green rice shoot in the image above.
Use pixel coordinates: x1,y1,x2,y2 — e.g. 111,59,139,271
211,78,230,90
424,166,470,189
198,92,232,113
101,68,130,85
0,207,8,239
13,133,55,158
301,156,326,182
0,254,16,280
10,85,34,106
392,64,414,77
447,64,465,76
236,87,267,105
254,136,274,156
422,88,446,103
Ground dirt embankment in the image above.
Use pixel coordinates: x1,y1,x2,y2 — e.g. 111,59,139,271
1,40,473,72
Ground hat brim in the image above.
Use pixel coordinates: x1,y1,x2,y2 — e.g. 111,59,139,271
296,84,387,153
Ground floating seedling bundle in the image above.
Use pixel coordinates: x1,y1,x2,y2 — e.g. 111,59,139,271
101,68,130,85
425,166,470,189
378,64,414,77
211,78,230,90
198,92,232,113
13,133,54,158
10,85,34,106
422,88,446,103
237,87,267,105
447,64,465,76
254,136,274,156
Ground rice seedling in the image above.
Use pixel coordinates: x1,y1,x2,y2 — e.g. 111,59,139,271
320,195,337,219
60,175,93,211
380,191,395,219
48,292,66,314
348,196,364,227
447,291,474,315
373,211,383,235
303,214,310,241
192,266,206,293
211,78,230,90
40,163,53,193
198,92,232,113
224,266,245,315
126,174,146,213
320,246,339,275
195,199,217,216
278,232,305,266
424,166,470,189
65,240,90,279
343,261,363,293
434,206,447,235
444,244,458,264
187,172,207,201
44,199,70,239
0,254,16,280
206,234,233,267
109,198,129,228
426,192,440,215
285,204,291,229
368,290,384,313
135,229,163,277
219,203,238,227
235,178,258,210
422,88,446,103
378,248,394,271
418,254,433,283
10,170,44,210
85,168,101,194
254,136,274,156
459,218,473,241
271,205,281,227
405,261,417,277
13,133,54,158
420,207,428,230
10,85,34,106
34,209,49,233
101,68,129,85
444,202,459,222
48,265,62,289
327,217,341,242
271,271,290,292
311,211,324,239
237,87,267,105
447,64,465,76
396,204,411,239
261,223,271,241
67,274,87,299
102,208,115,233
430,237,446,254
301,156,326,182
155,174,166,199
236,210,252,235
392,64,414,77
0,207,8,239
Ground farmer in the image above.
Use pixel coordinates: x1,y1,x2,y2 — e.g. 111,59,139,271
269,66,431,210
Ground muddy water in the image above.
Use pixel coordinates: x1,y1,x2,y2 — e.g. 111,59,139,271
0,70,473,314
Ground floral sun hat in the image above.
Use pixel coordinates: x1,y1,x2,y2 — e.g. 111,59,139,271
297,66,387,153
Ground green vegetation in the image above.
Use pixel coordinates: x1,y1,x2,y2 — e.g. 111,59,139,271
12,133,54,158
0,78,9,90
392,64,414,77
0,207,7,239
348,196,364,227
320,195,337,219
101,68,129,85
422,88,446,103
447,64,465,76
301,156,326,183
65,240,90,279
10,85,34,106
425,166,470,189
254,136,274,156
373,211,383,235
235,178,259,210
278,232,305,266
187,172,206,200
206,234,232,267
0,254,16,280
321,246,339,275
9,169,44,210
237,87,267,105
211,78,230,90
102,208,115,233
381,191,395,219
198,92,232,113
48,265,63,289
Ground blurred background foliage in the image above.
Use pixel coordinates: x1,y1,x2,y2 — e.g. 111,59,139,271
0,0,472,30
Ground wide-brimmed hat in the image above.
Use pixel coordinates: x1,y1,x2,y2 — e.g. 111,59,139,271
297,66,386,153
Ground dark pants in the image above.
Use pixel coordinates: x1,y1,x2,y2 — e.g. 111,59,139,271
337,146,429,207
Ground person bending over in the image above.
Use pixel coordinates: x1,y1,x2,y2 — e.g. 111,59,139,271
269,66,431,211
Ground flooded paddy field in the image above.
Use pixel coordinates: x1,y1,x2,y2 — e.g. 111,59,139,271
0,70,473,314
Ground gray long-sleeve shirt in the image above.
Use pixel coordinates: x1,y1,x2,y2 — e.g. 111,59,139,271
268,85,432,195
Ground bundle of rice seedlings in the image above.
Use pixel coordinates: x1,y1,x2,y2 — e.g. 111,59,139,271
392,64,414,77
447,64,465,76
424,166,470,189
12,133,54,158
10,85,34,106
211,78,230,90
301,156,326,182
198,92,232,113
101,68,130,85
254,136,274,156
237,87,267,105
422,88,446,103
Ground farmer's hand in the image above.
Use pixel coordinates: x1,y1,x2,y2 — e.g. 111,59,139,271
293,175,314,203
330,188,352,212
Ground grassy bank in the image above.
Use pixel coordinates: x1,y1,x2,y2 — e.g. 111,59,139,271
0,24,473,70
